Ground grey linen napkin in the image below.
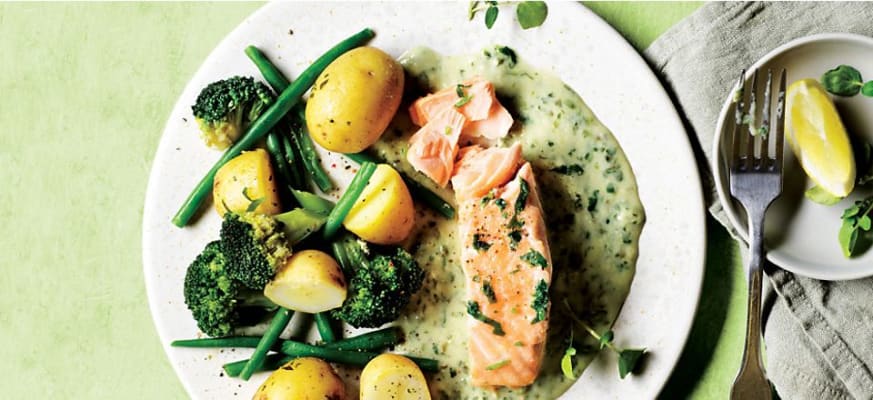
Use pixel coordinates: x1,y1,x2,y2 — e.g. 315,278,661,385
644,2,873,399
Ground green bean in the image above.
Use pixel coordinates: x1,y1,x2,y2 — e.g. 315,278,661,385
266,131,302,199
244,46,291,91
320,327,400,351
314,312,337,343
292,106,335,192
171,336,263,348
280,132,306,190
223,354,290,378
240,308,294,380
323,162,377,239
346,152,455,219
280,340,439,372
171,28,374,227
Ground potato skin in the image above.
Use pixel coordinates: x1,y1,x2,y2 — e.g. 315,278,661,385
253,357,346,400
343,164,414,245
264,250,347,313
360,354,431,400
305,46,404,153
213,149,281,216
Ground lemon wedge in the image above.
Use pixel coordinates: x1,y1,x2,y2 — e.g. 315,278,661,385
360,354,431,400
786,78,856,197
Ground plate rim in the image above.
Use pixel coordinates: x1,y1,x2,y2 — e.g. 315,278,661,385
711,32,873,281
142,2,708,398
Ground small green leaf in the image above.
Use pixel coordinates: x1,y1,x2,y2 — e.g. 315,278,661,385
486,359,510,370
484,5,498,29
516,1,548,29
804,185,843,206
821,65,863,97
860,215,872,231
843,204,862,219
561,346,577,379
468,1,480,20
246,197,265,213
454,94,473,108
863,81,873,97
618,349,646,379
839,218,858,258
599,330,614,349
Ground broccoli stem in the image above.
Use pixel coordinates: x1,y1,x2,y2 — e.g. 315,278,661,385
171,28,374,227
291,106,335,193
239,307,294,380
314,312,338,343
273,208,328,245
323,161,378,239
291,189,335,215
346,152,455,219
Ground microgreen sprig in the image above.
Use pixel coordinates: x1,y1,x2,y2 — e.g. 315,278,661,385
468,1,548,30
562,299,646,379
839,196,873,258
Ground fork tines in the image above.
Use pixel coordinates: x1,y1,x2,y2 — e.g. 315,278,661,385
730,68,787,173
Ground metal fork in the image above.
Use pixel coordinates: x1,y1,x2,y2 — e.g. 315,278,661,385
728,68,786,400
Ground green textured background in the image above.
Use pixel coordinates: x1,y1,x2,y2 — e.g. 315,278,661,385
0,2,746,399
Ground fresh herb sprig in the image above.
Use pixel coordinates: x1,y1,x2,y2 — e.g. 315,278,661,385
562,300,646,379
839,196,873,258
468,1,548,30
821,65,873,97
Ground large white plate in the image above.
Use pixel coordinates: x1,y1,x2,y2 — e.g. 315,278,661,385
712,33,873,280
143,2,705,399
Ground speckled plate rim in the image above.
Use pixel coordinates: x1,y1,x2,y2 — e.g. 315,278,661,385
143,2,706,399
712,33,873,281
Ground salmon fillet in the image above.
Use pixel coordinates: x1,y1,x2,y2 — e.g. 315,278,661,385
409,77,513,140
406,107,466,187
453,144,553,388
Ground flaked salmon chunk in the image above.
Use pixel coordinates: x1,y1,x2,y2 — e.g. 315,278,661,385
454,145,553,389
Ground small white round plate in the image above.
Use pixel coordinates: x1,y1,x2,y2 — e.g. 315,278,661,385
143,2,705,399
713,33,873,281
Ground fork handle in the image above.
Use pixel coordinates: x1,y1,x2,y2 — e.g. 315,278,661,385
731,209,772,400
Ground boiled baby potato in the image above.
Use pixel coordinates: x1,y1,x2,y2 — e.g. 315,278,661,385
264,250,347,313
360,354,431,400
343,164,414,245
253,357,346,400
305,46,404,153
213,148,281,216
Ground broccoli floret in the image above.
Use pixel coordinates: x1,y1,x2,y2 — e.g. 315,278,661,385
219,212,292,290
191,76,274,150
332,243,425,328
183,241,275,337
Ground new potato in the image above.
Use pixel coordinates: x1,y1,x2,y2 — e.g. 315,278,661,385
343,164,415,244
212,149,281,216
360,354,431,400
305,46,404,153
264,250,347,313
253,357,346,400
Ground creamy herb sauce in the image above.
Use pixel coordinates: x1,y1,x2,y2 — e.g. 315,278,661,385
359,46,645,399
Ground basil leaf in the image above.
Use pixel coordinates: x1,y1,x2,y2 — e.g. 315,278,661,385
617,349,646,379
839,218,857,258
804,185,843,206
516,1,548,29
484,5,498,29
861,215,872,231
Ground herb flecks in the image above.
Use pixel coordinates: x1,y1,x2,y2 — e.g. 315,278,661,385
472,234,492,252
482,280,497,303
467,301,505,336
550,164,585,175
530,279,549,323
521,249,548,269
508,229,522,250
486,359,511,371
515,178,530,214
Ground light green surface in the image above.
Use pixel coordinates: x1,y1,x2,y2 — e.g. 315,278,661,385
0,2,745,399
